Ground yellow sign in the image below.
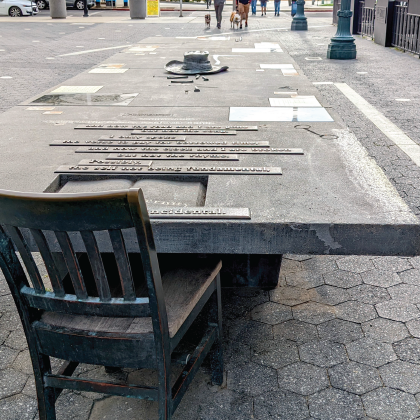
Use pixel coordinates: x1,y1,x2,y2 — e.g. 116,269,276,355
147,0,159,16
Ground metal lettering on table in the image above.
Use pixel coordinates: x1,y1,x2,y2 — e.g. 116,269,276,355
62,140,269,147
55,165,282,175
107,154,240,161
131,130,236,136
147,207,251,219
75,124,258,131
75,146,303,155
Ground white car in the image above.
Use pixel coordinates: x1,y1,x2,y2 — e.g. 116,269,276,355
0,0,39,16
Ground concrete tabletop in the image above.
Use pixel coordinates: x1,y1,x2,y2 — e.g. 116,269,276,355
1,36,419,256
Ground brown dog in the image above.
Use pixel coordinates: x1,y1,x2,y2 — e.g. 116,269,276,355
230,11,241,29
205,14,211,28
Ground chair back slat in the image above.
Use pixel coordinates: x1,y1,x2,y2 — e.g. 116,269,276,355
29,228,65,298
80,230,111,302
4,225,45,294
108,229,136,302
55,231,88,300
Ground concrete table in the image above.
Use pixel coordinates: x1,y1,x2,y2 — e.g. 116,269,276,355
2,37,419,287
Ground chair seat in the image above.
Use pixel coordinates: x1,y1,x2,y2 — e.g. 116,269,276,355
40,257,222,338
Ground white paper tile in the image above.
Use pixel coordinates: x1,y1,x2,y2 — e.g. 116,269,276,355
281,69,299,76
297,108,334,122
269,96,322,107
232,48,282,53
260,64,294,69
51,86,103,94
229,107,294,121
89,68,128,73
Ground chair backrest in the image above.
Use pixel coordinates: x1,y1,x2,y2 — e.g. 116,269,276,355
0,187,169,339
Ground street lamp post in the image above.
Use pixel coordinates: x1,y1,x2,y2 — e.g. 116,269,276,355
327,0,356,59
83,0,89,16
291,0,307,31
179,0,183,16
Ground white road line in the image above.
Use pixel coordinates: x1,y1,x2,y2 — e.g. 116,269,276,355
57,45,131,57
184,25,331,39
335,83,420,167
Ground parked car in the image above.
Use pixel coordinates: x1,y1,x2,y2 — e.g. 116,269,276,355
0,0,38,15
36,0,95,10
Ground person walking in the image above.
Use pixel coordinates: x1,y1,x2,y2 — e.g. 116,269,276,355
214,0,225,29
251,0,257,15
238,0,250,28
260,0,267,16
274,0,280,15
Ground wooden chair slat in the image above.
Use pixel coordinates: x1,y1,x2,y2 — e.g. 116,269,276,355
80,231,111,302
55,231,88,300
4,225,45,294
108,229,136,302
30,229,65,298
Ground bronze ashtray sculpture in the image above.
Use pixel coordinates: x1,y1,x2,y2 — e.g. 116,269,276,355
165,51,228,75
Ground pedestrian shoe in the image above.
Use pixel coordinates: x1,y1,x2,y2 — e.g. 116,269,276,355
240,24,242,29
245,22,248,27
261,13,263,16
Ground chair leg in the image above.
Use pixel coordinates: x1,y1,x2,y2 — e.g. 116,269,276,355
208,273,224,386
37,386,57,420
157,359,172,420
33,355,57,420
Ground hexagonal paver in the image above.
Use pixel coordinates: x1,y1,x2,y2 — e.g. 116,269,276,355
361,269,401,288
227,362,278,396
0,394,38,420
292,302,336,325
11,349,33,375
254,389,309,420
323,270,362,289
362,318,409,343
398,269,420,285
376,300,420,322
4,328,28,351
283,254,312,262
328,362,382,395
372,257,413,273
347,284,391,305
0,369,28,399
363,387,420,420
336,255,375,273
394,337,420,364
335,301,376,323
379,360,420,394
269,286,315,306
285,271,324,289
346,338,397,367
250,302,292,325
278,362,329,396
388,283,420,304
311,285,349,305
252,339,299,369
273,320,318,344
222,288,269,321
55,392,94,420
223,340,251,368
228,319,273,346
0,346,19,370
308,388,364,420
317,319,363,344
407,319,420,338
299,340,347,368
301,256,339,274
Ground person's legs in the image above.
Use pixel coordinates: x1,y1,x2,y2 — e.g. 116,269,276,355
274,1,279,15
251,0,256,14
218,2,224,25
238,2,245,27
244,3,249,25
214,4,221,27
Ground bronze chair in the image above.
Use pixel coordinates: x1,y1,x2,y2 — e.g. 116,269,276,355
0,187,223,420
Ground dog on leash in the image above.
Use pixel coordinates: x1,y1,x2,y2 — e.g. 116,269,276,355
205,14,211,28
230,11,241,29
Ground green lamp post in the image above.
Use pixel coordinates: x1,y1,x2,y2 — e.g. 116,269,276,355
327,0,357,59
291,0,308,31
